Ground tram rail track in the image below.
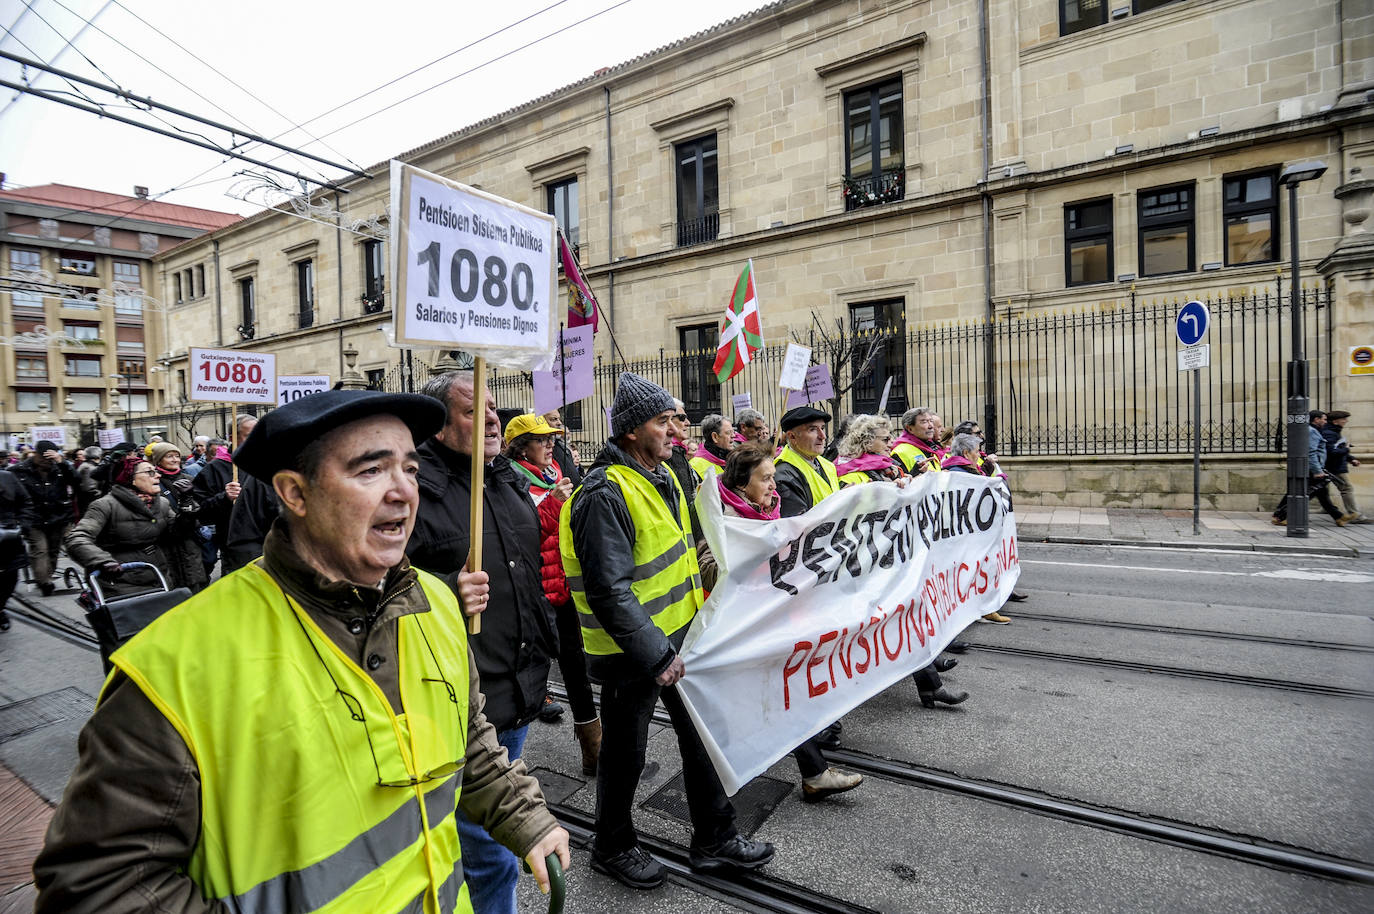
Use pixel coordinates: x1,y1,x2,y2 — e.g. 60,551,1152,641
543,799,880,914
1001,609,1374,654
962,642,1374,699
8,593,100,652
547,683,1374,886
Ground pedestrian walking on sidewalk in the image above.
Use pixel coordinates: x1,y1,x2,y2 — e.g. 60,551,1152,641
10,441,77,596
1272,410,1359,526
1323,410,1366,523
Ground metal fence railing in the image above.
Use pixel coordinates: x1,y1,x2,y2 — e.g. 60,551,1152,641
95,282,1331,461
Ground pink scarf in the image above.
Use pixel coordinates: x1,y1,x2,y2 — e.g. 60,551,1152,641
891,431,942,457
718,479,781,520
834,453,898,478
692,443,727,467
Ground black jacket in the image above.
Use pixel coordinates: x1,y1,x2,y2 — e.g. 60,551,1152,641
190,458,235,546
568,441,691,684
0,469,35,573
1322,425,1353,475
223,475,279,574
408,439,557,733
664,443,704,544
11,459,77,528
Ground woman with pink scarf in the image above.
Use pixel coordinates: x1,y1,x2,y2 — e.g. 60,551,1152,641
833,415,905,486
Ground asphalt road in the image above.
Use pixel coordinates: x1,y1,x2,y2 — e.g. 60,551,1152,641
3,541,1372,912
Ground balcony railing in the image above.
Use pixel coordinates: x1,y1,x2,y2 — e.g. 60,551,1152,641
676,211,720,248
843,169,905,211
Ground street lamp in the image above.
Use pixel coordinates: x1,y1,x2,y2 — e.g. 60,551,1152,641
1278,160,1329,538
110,373,134,441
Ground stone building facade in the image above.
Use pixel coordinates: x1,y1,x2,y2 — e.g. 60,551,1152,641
156,0,1374,508
0,183,239,447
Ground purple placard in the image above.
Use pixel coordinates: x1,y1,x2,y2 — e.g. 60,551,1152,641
784,363,834,408
532,325,594,414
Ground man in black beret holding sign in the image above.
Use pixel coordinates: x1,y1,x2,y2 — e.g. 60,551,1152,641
36,389,569,914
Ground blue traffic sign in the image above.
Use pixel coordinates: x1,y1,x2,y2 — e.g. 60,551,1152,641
1176,300,1209,346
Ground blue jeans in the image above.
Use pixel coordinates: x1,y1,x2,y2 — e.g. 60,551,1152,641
455,724,528,914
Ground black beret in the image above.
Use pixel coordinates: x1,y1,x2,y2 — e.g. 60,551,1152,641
234,390,445,482
779,406,831,432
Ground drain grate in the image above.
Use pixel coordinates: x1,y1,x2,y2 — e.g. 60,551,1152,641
529,767,586,806
0,687,95,744
641,771,792,838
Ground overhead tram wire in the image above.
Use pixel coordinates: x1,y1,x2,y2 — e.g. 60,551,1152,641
0,50,367,192
0,9,109,113
0,0,112,116
244,0,580,151
104,0,368,175
259,0,641,163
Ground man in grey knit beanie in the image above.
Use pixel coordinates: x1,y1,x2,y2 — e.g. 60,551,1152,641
561,370,774,888
610,372,676,440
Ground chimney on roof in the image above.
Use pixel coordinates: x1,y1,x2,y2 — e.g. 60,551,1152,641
134,185,149,199
594,67,610,77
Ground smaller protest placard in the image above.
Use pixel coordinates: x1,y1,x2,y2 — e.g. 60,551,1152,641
277,375,330,405
28,426,66,448
6,435,18,452
784,364,834,408
532,326,594,414
778,344,812,390
190,348,276,404
731,392,752,413
97,428,125,449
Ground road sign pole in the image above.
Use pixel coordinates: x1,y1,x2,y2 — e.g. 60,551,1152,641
1193,367,1201,536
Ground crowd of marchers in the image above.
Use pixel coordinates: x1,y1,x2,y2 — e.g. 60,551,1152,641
1,372,1361,914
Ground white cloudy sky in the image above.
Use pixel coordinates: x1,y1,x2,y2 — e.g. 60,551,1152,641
0,0,767,215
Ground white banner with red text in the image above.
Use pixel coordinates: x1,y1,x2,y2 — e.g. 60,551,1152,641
677,471,1020,795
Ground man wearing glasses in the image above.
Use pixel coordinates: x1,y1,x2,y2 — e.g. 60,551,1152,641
35,389,569,914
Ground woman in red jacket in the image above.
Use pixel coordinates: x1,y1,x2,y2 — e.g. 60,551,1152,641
504,413,601,775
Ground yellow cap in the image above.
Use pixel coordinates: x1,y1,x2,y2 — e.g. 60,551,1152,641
503,412,564,443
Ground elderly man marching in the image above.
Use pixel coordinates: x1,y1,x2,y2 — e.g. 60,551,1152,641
562,372,774,889
34,390,569,914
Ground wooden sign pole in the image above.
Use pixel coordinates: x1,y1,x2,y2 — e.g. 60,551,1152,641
228,403,239,483
466,357,487,635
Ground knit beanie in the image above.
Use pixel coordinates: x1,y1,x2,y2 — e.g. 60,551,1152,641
149,441,181,467
610,372,675,439
34,440,60,455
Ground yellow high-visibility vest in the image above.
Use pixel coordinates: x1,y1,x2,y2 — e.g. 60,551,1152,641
891,441,942,474
775,445,840,508
688,455,724,482
111,562,473,914
560,464,702,656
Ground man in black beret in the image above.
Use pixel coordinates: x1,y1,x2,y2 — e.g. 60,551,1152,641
36,389,570,913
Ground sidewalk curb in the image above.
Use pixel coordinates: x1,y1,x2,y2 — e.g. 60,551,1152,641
1018,532,1360,558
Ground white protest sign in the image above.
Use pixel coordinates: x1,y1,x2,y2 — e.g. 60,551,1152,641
28,426,66,448
6,435,18,452
731,392,752,413
784,364,834,408
97,428,124,449
390,160,557,370
532,325,594,415
678,471,1020,794
778,343,812,390
277,375,331,405
189,348,276,404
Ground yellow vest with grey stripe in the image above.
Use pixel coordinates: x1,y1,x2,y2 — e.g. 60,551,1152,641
559,464,703,656
109,562,472,914
775,446,841,507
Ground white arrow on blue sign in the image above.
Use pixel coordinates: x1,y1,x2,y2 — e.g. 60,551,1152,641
1176,300,1209,346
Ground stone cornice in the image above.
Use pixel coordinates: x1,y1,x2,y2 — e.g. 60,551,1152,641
814,32,927,78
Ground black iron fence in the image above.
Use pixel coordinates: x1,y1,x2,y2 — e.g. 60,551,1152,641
110,282,1331,460
486,281,1332,459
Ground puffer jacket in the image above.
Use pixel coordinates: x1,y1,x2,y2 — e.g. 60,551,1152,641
11,458,77,528
64,487,204,597
511,458,571,608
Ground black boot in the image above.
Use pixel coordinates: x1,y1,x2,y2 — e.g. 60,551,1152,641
919,687,969,709
591,845,665,889
689,835,775,874
0,609,9,632
945,640,970,654
933,656,958,673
